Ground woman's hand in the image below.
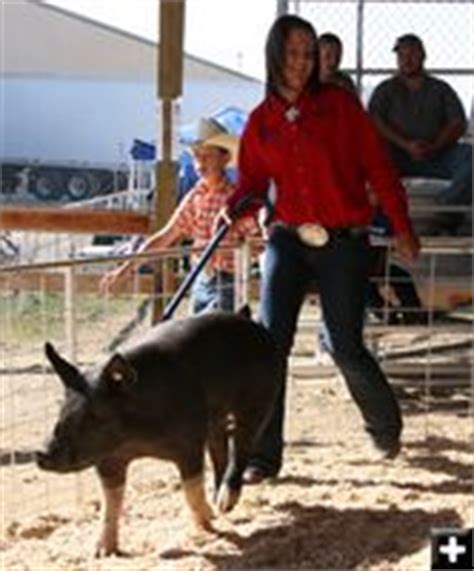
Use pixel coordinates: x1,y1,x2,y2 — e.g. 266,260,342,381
394,231,420,264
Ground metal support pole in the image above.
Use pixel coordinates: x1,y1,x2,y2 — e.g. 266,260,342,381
64,265,76,362
355,0,365,95
276,0,289,17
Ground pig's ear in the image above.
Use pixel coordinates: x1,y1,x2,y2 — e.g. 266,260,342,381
44,342,89,396
101,354,137,390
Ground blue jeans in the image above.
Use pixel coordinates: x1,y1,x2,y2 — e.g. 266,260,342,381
254,226,402,474
391,143,472,229
191,270,235,314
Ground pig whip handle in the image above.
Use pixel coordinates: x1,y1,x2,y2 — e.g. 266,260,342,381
161,194,256,322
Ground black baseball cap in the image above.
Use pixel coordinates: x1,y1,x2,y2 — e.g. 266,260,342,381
393,34,426,56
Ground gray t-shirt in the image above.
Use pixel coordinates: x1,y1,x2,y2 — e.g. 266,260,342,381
368,74,466,142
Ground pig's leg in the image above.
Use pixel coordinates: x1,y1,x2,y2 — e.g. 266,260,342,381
207,418,228,497
216,412,260,513
178,450,214,532
95,457,129,557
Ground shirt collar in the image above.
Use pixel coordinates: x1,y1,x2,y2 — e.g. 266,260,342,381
196,176,231,193
267,89,316,119
269,88,314,106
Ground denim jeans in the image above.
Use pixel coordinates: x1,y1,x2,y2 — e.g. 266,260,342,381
253,226,402,474
191,269,235,314
391,143,472,230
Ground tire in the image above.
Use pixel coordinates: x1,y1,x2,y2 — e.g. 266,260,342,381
0,166,19,194
30,170,64,201
66,171,100,200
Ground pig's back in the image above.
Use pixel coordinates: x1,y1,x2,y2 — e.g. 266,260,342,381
124,312,281,397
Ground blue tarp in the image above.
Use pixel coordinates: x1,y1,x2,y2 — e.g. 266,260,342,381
130,139,156,161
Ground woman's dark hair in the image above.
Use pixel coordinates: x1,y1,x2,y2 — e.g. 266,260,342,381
319,32,343,50
265,14,320,96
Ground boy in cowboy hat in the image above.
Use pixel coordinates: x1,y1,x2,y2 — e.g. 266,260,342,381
100,117,261,314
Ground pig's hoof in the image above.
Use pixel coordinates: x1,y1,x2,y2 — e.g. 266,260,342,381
216,484,240,513
187,518,216,546
195,515,215,533
94,541,122,558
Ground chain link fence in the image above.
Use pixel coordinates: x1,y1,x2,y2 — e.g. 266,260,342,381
288,0,473,113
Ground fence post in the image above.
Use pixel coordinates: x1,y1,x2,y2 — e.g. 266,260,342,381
64,264,77,362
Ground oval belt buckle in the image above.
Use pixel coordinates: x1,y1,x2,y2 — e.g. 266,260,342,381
297,223,329,247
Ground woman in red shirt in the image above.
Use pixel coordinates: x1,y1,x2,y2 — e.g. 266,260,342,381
227,14,420,483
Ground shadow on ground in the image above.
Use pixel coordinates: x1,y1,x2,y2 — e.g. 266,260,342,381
161,503,462,570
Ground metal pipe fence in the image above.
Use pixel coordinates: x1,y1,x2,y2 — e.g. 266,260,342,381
0,237,472,526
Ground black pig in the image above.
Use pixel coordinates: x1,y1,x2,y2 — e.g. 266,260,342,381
36,309,282,556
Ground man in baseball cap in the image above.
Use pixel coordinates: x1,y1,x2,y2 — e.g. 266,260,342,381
369,33,471,235
392,33,426,57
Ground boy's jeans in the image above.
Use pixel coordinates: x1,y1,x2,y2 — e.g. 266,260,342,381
191,269,235,314
254,226,402,474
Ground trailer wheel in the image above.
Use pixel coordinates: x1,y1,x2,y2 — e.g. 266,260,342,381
30,170,64,201
66,172,100,200
0,166,19,194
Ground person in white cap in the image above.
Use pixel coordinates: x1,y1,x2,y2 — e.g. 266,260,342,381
100,117,261,313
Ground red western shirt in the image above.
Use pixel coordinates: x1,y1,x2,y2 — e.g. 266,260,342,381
229,86,413,235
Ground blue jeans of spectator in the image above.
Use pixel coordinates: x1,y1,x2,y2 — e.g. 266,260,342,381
391,143,472,228
254,226,402,474
191,269,235,314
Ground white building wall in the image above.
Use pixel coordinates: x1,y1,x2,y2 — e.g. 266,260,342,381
1,1,263,167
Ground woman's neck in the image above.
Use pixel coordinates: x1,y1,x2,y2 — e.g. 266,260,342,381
278,85,303,103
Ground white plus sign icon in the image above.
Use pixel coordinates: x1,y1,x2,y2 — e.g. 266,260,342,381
431,527,473,570
439,535,467,564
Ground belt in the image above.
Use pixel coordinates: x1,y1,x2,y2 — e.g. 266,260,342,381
271,222,368,247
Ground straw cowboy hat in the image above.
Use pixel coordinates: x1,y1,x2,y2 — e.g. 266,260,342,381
190,117,239,166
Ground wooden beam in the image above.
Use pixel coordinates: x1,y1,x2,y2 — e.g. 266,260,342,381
0,207,150,235
155,0,186,229
152,0,186,323
159,0,185,99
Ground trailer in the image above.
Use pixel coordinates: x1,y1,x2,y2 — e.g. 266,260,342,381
1,1,263,204
1,159,129,202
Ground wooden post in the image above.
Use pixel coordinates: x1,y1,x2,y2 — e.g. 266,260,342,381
152,0,186,323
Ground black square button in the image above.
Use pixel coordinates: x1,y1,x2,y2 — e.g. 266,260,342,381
431,528,473,570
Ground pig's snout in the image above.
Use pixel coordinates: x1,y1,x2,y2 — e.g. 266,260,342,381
35,444,69,471
36,449,54,470
35,440,84,473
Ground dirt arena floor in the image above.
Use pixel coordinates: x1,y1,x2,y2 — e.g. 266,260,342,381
2,352,472,571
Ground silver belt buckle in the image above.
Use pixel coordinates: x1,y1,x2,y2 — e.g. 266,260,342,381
297,223,329,247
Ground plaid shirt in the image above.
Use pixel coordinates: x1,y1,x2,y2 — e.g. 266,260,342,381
173,177,261,273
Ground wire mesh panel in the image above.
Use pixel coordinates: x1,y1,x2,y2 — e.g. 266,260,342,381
0,237,472,568
0,240,260,531
291,0,473,111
